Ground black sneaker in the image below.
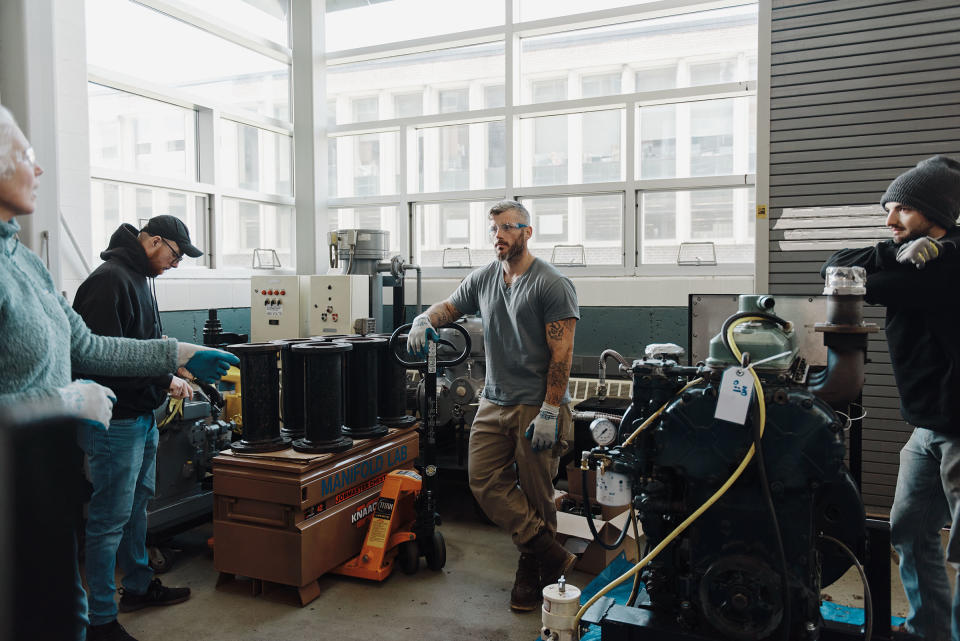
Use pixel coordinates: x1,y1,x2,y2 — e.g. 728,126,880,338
118,578,191,612
87,620,138,641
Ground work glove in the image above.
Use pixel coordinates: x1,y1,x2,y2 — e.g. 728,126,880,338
896,236,943,269
176,343,240,384
406,313,439,358
524,402,561,452
58,380,116,429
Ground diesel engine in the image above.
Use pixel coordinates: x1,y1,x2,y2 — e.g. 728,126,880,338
577,268,873,641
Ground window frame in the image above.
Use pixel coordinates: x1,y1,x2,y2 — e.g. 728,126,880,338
323,0,758,279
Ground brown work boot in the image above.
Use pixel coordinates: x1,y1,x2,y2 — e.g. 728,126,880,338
510,553,541,612
530,527,577,588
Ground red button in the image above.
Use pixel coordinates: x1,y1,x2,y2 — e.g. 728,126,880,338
269,289,275,295
280,290,286,295
261,289,266,295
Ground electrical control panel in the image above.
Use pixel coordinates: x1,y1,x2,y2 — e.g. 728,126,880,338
249,274,370,341
250,275,303,342
305,274,369,336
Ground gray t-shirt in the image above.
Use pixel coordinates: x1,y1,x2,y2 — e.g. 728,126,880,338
449,257,579,406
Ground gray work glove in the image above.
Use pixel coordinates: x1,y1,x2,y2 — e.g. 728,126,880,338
896,236,943,269
406,313,439,358
524,402,561,452
58,379,116,429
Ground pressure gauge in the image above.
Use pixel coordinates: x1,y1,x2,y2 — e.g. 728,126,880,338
590,417,618,447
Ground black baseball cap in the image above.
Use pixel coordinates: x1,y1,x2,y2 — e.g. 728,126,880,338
141,215,203,258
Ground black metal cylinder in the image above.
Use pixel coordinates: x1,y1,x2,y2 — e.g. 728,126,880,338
310,334,359,342
335,337,389,439
273,338,314,440
225,342,290,453
371,333,416,428
292,342,354,453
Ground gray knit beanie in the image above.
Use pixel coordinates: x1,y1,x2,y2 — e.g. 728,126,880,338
881,155,960,229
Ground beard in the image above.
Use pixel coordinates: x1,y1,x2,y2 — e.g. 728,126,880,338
496,235,526,262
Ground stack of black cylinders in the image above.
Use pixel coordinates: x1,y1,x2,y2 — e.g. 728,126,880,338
292,341,354,453
273,338,314,440
371,333,416,429
225,342,290,452
334,336,389,439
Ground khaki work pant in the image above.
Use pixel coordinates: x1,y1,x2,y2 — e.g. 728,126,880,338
468,398,573,551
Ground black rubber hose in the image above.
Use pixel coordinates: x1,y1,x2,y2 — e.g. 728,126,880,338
750,400,791,641
720,311,790,358
581,467,632,551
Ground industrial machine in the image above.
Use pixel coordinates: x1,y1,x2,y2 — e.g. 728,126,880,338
145,309,245,570
249,229,423,342
564,267,881,641
146,389,235,571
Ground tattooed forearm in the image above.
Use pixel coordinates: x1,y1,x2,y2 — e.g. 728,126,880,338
544,317,576,405
426,301,461,327
545,359,571,406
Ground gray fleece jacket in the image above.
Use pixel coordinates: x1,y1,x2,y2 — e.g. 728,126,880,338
0,217,178,409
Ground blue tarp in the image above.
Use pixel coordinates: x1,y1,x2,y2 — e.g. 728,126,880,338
536,554,906,641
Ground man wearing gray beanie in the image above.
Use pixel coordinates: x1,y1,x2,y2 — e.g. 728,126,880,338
822,155,960,641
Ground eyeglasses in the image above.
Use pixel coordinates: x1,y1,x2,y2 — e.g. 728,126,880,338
14,147,35,167
488,222,529,236
160,237,183,265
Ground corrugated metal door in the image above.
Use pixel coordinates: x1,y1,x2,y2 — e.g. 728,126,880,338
768,0,960,514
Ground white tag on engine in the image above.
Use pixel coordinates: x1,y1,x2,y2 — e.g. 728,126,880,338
714,367,754,425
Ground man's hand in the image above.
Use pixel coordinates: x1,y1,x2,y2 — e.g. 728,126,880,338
896,236,943,269
176,343,240,384
168,375,194,400
524,402,561,452
406,313,439,358
59,380,116,429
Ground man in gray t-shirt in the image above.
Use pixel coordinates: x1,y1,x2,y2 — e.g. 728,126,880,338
407,200,580,612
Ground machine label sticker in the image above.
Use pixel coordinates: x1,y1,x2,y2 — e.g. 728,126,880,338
366,497,395,547
350,497,380,525
333,474,387,505
714,367,754,425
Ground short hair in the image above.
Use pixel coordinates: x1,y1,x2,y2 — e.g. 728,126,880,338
0,105,21,180
489,200,530,225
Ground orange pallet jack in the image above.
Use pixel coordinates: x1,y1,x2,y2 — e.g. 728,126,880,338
333,321,471,581
333,469,422,580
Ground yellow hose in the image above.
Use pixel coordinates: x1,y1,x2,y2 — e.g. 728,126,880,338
574,316,767,635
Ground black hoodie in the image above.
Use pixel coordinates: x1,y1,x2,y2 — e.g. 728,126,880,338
821,226,960,435
73,224,172,419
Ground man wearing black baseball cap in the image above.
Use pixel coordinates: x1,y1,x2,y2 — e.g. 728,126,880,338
822,156,960,641
71,214,203,641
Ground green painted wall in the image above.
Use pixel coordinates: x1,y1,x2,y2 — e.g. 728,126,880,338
159,307,250,344
161,305,689,358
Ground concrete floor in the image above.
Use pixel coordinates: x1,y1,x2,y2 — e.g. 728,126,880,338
113,479,947,641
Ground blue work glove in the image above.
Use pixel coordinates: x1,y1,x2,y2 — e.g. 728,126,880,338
896,236,944,269
406,313,439,358
58,379,116,429
181,347,239,384
524,402,561,452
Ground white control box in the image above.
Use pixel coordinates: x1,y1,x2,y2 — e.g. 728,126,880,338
250,275,304,342
249,274,370,341
305,274,369,336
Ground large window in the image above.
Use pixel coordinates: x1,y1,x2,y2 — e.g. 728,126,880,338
324,0,757,275
86,0,294,270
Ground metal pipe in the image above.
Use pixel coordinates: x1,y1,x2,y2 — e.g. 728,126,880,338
401,263,423,314
598,349,631,400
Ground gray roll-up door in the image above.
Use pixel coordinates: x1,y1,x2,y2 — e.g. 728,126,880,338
769,0,960,515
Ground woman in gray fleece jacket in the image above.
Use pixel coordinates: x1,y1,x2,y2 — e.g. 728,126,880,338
0,104,238,640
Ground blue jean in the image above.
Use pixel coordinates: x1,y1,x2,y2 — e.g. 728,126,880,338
78,414,158,627
890,427,960,641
